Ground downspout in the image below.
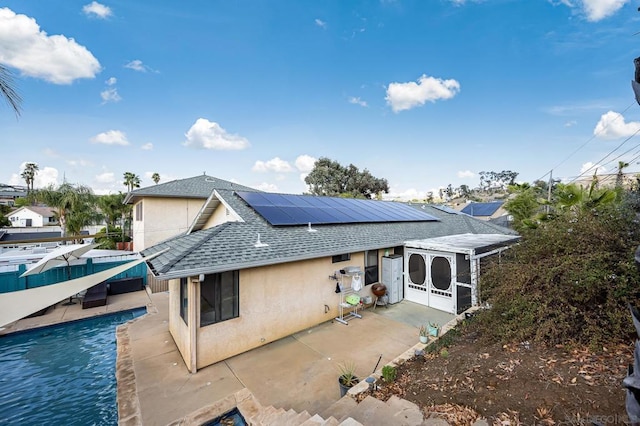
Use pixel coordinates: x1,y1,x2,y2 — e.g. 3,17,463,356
188,277,198,374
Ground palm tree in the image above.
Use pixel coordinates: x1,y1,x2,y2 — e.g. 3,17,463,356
123,172,141,192
0,64,21,117
151,172,160,184
616,161,630,189
35,183,97,241
20,162,39,193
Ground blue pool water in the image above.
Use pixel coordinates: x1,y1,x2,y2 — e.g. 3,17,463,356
0,308,146,425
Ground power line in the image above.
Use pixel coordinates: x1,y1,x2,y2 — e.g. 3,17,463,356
535,101,637,183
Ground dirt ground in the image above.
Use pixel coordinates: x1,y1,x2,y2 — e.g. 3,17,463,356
357,327,634,425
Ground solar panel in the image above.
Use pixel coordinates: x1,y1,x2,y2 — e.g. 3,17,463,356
236,191,440,226
461,202,503,217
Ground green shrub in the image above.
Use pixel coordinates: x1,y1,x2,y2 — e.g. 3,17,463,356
477,201,640,348
381,365,396,382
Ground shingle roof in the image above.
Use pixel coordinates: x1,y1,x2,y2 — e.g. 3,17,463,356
460,201,504,217
9,206,56,218
123,175,258,204
143,190,518,280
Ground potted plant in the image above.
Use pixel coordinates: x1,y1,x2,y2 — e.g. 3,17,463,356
419,325,429,344
428,322,440,337
337,361,359,397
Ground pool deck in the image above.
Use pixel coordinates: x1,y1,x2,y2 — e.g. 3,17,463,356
0,289,455,426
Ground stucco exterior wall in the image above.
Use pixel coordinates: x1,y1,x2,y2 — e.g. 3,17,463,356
168,278,192,370
132,198,205,251
203,202,241,229
193,251,387,369
9,209,47,227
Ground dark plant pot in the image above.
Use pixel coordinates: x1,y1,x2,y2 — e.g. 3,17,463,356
338,376,359,398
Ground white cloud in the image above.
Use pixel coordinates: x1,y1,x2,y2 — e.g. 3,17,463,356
183,118,250,150
593,111,640,139
106,77,117,86
82,2,113,19
581,0,627,21
255,182,279,192
384,187,428,201
252,157,293,173
124,59,155,73
385,74,460,112
565,120,577,127
0,8,101,84
295,155,317,172
141,142,153,150
348,96,368,107
315,19,327,29
580,161,607,175
457,170,475,179
100,88,121,103
90,130,130,146
95,172,115,183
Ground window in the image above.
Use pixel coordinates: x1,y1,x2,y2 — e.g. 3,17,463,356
179,277,188,325
135,202,143,221
365,250,378,285
408,253,426,285
200,271,239,327
456,253,471,284
332,253,351,263
431,256,452,291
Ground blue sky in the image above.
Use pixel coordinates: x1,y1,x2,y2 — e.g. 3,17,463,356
2,0,640,199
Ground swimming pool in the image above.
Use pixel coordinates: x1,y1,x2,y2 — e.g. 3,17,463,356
0,308,146,425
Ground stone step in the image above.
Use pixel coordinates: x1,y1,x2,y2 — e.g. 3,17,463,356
320,396,358,421
336,418,364,426
385,395,424,425
321,416,340,426
292,410,312,424
300,413,327,425
345,396,398,425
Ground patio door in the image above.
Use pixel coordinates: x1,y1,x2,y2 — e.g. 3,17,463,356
405,251,429,306
429,254,455,313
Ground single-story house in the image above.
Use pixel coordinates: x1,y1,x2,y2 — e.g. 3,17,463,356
8,206,57,227
141,182,519,373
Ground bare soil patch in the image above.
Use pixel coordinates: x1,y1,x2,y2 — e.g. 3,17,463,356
357,328,633,425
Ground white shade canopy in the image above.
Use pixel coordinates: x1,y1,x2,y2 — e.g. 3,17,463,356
20,243,99,278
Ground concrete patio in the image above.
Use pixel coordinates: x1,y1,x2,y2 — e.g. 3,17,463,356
124,292,454,425
0,288,455,425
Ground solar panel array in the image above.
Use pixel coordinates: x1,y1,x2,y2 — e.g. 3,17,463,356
237,191,440,226
461,201,503,217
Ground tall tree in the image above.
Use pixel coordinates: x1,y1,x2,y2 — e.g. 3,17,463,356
0,64,22,118
20,162,39,193
616,161,630,189
151,172,160,184
123,172,141,192
96,193,128,229
35,183,97,240
304,157,389,199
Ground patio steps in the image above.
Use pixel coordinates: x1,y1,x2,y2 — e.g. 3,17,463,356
248,403,356,425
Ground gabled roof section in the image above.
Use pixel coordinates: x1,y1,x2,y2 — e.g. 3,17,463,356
9,206,56,218
187,189,245,234
460,201,504,217
142,192,518,280
123,174,258,204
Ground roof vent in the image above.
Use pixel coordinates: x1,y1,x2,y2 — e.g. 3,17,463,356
307,222,317,233
254,233,269,248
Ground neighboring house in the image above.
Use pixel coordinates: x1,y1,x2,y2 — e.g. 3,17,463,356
0,184,27,207
8,207,57,227
141,180,519,373
459,201,508,221
124,174,256,251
